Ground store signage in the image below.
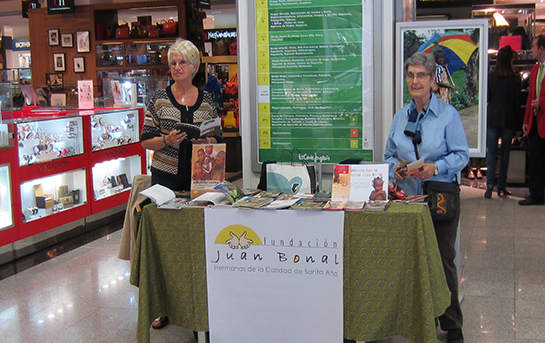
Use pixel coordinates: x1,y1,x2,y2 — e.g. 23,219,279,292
255,0,374,163
12,39,31,51
105,147,129,159
38,160,70,173
22,0,40,19
46,0,75,15
205,29,237,41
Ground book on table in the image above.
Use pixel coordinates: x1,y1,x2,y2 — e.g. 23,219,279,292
139,184,189,209
186,192,231,207
190,143,227,199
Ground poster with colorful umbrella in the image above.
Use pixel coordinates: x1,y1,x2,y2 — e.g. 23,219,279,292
417,31,478,75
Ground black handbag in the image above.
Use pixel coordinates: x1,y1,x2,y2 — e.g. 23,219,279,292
423,181,460,222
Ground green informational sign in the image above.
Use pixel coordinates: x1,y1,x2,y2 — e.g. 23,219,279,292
256,0,373,164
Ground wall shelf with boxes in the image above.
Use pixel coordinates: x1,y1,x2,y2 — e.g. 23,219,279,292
1,107,146,246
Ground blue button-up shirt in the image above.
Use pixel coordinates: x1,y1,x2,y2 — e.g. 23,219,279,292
384,93,469,195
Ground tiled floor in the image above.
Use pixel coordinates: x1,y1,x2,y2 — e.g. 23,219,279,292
1,180,545,342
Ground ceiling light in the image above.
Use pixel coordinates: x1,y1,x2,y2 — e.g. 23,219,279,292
493,12,509,26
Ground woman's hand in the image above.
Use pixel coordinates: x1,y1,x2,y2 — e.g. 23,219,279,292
191,137,216,144
168,130,187,145
394,162,408,180
410,163,436,180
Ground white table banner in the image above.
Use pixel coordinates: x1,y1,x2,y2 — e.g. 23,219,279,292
205,208,344,343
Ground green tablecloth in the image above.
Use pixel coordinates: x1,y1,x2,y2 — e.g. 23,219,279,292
130,203,450,343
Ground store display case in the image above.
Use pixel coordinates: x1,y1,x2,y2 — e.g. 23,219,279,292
16,116,84,166
90,109,139,151
96,43,124,67
0,164,13,231
91,155,141,201
124,41,171,67
102,76,169,108
19,168,87,223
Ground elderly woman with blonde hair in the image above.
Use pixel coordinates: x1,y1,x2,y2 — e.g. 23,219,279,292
141,38,223,193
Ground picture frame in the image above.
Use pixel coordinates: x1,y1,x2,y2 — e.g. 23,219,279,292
76,31,90,53
53,53,65,72
50,93,67,107
395,19,488,158
73,56,85,73
48,29,59,46
46,73,64,91
61,33,73,48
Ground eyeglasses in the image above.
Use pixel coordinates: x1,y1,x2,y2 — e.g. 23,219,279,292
170,60,191,68
406,72,431,81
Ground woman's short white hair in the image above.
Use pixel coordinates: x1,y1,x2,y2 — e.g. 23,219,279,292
168,38,200,78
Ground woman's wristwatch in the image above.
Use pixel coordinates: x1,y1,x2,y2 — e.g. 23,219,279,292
162,135,167,147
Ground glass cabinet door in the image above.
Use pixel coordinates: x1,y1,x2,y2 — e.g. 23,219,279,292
17,116,84,166
0,164,13,230
20,169,87,223
92,155,141,200
90,109,140,151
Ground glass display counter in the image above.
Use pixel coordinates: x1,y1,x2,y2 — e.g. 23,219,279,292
0,164,13,230
20,168,87,223
90,109,139,151
92,155,141,200
16,116,84,166
102,76,169,108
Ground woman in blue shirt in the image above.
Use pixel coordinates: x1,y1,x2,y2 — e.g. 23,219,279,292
384,52,469,343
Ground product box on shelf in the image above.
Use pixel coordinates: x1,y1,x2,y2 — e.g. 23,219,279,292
59,195,74,208
33,184,54,209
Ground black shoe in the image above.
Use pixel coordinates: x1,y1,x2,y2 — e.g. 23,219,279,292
151,316,169,329
447,328,464,343
484,188,493,198
497,188,511,196
519,197,545,206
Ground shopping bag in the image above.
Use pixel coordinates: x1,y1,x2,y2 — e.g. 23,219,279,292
266,163,316,194
225,72,238,95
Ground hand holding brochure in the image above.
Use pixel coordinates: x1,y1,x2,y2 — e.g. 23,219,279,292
175,117,221,139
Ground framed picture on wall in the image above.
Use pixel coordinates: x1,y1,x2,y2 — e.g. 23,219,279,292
73,57,85,73
395,19,489,158
61,33,73,48
53,53,65,72
46,73,64,91
76,31,90,53
50,93,67,107
48,29,59,46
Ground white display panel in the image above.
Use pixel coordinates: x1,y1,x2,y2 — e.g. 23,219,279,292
20,169,87,223
0,164,13,230
17,116,84,166
90,109,139,151
92,155,141,200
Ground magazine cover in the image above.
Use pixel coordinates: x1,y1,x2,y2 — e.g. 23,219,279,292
190,143,227,198
331,163,389,202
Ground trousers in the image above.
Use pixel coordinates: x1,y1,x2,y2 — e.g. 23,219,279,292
433,194,463,331
486,127,515,190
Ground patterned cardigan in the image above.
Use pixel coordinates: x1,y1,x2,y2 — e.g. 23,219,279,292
141,87,223,189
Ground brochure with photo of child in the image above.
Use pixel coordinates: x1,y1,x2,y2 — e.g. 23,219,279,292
190,143,227,199
331,163,389,202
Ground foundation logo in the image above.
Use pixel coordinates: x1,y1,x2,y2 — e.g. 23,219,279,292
215,224,262,250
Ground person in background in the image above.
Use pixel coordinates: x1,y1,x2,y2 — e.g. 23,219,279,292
36,85,51,107
384,52,469,343
433,49,459,104
519,35,545,206
140,38,223,329
485,45,521,198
